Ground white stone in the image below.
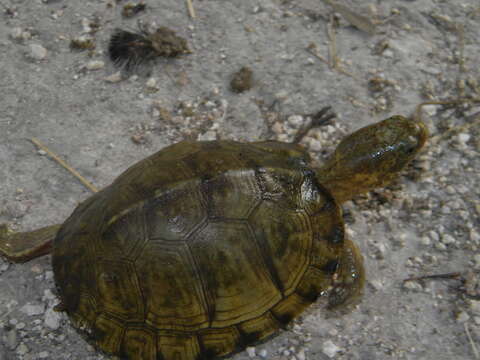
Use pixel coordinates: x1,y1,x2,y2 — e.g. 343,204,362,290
86,60,105,70
296,348,306,360
44,307,62,329
246,346,256,357
469,300,480,315
383,49,394,58
403,281,422,291
197,130,217,141
429,230,440,242
16,343,29,356
45,270,54,281
473,254,480,268
457,133,471,143
287,115,303,128
258,349,268,358
322,340,341,358
441,234,455,245
421,105,438,116
456,311,470,323
28,44,47,60
420,236,431,246
20,303,45,316
104,72,123,83
146,77,157,89
470,229,480,243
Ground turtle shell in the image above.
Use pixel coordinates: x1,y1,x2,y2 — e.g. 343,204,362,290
52,140,360,360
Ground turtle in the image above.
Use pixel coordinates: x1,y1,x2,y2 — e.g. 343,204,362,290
0,107,428,360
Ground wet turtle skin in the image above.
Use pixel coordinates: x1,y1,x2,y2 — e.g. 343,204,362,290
1,114,428,360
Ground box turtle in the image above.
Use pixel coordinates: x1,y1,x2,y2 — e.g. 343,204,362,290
0,108,427,359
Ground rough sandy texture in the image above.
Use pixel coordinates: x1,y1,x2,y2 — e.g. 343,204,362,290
1,1,479,359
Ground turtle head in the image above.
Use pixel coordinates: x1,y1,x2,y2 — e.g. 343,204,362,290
317,116,428,203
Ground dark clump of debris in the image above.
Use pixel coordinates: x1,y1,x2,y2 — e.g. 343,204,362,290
70,36,96,51
108,26,190,70
122,2,146,18
230,66,253,93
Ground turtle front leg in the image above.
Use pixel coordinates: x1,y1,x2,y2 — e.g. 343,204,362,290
0,224,61,263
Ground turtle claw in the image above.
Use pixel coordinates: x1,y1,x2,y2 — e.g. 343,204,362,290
54,301,67,312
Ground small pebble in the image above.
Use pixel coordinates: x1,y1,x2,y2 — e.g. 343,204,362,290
45,271,54,282
86,60,105,70
322,340,341,358
369,279,384,291
420,236,431,246
81,18,93,33
5,328,18,350
104,72,123,83
0,262,10,272
403,281,422,291
470,229,480,243
287,115,303,128
20,303,45,316
296,348,306,360
38,351,49,359
146,77,158,89
197,130,217,141
473,254,480,268
28,44,48,60
272,122,284,135
421,105,438,116
457,133,471,143
16,343,29,356
258,349,268,358
469,300,480,315
10,27,31,41
441,234,455,245
383,49,394,58
456,311,470,323
246,347,256,357
308,138,322,152
44,307,62,329
429,231,440,242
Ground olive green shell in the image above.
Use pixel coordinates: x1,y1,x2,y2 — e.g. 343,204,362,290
52,140,357,360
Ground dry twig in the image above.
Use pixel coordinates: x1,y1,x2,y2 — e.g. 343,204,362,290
465,323,480,359
457,24,466,72
30,138,99,193
186,0,195,19
403,272,462,283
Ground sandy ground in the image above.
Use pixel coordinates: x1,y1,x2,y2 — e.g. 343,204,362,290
1,0,479,359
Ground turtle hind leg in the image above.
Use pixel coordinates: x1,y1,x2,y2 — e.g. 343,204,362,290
0,224,61,263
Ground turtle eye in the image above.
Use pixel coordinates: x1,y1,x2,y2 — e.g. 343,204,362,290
404,135,419,155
